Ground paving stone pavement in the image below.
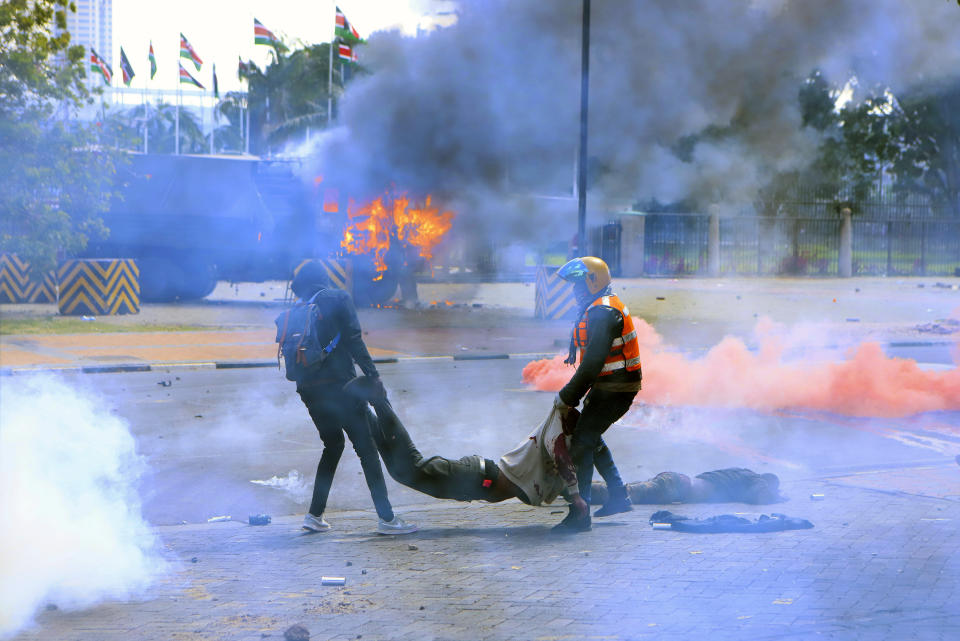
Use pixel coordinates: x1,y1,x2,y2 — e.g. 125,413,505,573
11,468,959,641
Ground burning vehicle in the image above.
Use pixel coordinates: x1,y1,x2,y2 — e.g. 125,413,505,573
83,153,453,304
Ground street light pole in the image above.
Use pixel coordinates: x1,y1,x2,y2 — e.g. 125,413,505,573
577,0,591,255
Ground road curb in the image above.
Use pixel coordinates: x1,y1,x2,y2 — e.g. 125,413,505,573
0,352,557,377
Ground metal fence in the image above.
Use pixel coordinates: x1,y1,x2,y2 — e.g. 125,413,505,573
642,213,960,277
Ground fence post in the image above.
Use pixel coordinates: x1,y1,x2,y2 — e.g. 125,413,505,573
755,218,762,275
707,205,720,276
838,207,852,277
886,221,893,276
616,213,645,276
920,221,927,275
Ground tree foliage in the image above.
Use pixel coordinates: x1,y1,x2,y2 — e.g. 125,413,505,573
0,0,119,272
237,42,357,154
887,82,960,217
798,70,960,217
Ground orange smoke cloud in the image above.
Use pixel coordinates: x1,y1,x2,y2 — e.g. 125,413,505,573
522,318,960,418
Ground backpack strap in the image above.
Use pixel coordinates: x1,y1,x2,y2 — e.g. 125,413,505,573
295,309,312,365
277,309,291,370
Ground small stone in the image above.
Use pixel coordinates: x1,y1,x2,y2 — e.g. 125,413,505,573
419,606,425,610
45,603,58,611
191,557,198,563
408,544,418,551
361,569,367,575
283,624,310,641
346,561,352,566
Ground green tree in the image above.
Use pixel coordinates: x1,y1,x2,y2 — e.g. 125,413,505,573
0,0,119,272
238,41,354,154
798,71,901,205
887,81,960,217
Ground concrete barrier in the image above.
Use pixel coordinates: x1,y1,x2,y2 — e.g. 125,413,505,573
57,258,140,315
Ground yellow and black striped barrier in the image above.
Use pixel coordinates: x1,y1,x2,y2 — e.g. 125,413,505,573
293,258,352,293
0,253,57,303
57,259,140,315
534,265,577,319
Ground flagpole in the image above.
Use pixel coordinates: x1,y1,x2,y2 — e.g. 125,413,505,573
327,35,333,125
142,85,148,154
205,87,210,155
175,71,180,155
210,89,216,155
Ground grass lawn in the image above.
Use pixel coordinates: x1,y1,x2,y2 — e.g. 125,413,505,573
0,316,214,335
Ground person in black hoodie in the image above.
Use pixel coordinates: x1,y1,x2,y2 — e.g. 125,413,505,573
288,261,416,535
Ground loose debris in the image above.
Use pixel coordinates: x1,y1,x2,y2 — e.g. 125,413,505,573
915,318,960,334
283,624,309,641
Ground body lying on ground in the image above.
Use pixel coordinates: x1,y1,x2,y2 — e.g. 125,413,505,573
589,469,784,505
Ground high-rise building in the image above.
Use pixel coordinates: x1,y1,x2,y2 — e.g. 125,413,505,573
64,0,113,68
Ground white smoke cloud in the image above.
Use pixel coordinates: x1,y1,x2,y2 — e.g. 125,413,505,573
0,374,167,638
250,469,312,504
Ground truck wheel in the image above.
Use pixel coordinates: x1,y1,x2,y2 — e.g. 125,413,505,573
138,258,186,302
179,262,218,300
354,271,400,307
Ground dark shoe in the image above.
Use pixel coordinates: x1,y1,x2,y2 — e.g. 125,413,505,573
594,495,632,518
551,509,591,534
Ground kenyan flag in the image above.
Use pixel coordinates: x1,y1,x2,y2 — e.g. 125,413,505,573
119,47,135,86
337,42,357,62
149,41,157,79
335,6,363,43
254,18,281,47
89,48,112,85
179,62,204,89
180,33,203,71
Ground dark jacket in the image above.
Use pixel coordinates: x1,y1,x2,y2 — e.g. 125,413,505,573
297,286,379,389
559,304,642,407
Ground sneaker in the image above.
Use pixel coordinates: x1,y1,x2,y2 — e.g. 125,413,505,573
594,495,632,518
377,515,418,535
302,513,331,532
551,508,591,534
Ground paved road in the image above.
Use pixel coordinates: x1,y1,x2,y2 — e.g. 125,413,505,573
7,353,960,640
3,277,960,641
53,357,960,527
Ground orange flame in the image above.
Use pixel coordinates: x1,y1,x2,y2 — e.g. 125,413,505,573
340,193,454,275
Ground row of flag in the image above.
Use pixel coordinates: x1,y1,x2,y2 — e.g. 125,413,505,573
87,7,364,92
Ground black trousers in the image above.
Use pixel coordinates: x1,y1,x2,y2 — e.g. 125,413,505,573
298,384,394,521
568,387,638,504
367,398,500,502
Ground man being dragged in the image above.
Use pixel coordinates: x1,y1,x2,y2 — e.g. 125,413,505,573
346,377,590,528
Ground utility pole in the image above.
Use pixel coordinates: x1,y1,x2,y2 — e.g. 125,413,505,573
576,0,591,255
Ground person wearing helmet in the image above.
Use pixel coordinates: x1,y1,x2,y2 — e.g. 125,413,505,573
286,261,417,536
552,256,642,533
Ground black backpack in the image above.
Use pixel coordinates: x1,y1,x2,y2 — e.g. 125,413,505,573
275,292,341,382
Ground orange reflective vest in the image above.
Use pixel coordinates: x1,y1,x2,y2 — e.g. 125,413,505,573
574,294,642,376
